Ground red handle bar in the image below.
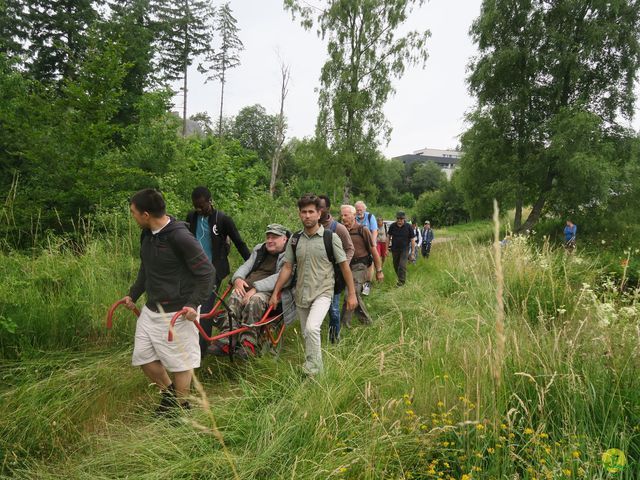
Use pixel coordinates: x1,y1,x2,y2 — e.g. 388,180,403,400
168,294,281,342
200,284,233,320
106,299,140,329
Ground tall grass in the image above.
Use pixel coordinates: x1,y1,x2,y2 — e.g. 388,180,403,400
2,215,639,478
0,216,139,358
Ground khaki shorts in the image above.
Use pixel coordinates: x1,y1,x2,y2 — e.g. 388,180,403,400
132,306,200,372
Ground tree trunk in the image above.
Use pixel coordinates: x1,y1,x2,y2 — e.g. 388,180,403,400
270,64,290,197
514,193,522,231
342,173,351,204
182,56,188,137
518,169,554,232
269,153,279,197
218,69,225,137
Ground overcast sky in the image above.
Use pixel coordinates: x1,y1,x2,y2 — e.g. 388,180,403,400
178,0,640,159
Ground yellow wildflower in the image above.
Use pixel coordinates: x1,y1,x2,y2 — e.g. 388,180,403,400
572,451,580,458
476,424,485,431
487,448,495,454
562,469,571,477
524,428,535,435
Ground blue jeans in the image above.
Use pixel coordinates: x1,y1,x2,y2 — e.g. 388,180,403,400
328,292,341,341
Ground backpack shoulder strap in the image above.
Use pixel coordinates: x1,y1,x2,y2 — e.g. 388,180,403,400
290,230,303,261
329,220,337,233
323,229,336,264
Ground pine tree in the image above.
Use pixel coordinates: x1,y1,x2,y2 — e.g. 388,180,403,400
154,0,214,136
104,0,158,132
0,0,28,62
24,0,98,83
201,2,243,137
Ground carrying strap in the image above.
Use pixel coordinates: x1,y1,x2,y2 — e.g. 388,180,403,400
290,229,336,264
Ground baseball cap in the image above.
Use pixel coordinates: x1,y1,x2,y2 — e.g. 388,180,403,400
265,223,287,236
424,220,430,224
396,211,406,219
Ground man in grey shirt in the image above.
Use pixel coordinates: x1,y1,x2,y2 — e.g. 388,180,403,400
270,194,357,375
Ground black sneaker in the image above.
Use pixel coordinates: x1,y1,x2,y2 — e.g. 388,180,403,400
155,389,179,415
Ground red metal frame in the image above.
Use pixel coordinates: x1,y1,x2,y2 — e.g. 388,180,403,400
105,285,286,352
167,294,283,344
199,284,232,320
106,300,140,329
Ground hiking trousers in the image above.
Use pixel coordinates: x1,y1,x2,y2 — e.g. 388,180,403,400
341,263,371,327
392,248,409,285
297,295,332,375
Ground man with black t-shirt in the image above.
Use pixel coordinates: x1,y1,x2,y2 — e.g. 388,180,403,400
387,211,415,287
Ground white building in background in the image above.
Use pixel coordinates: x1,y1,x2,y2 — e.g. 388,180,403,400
393,147,462,180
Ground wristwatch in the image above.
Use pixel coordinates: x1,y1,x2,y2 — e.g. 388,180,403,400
376,268,383,273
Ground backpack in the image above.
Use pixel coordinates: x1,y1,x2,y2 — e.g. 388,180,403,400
290,227,346,294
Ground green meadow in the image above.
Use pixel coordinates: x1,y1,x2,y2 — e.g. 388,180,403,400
1,212,638,479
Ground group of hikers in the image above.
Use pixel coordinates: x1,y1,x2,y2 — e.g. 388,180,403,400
121,188,435,414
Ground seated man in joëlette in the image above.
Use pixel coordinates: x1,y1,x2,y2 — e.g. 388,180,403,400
207,223,295,359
